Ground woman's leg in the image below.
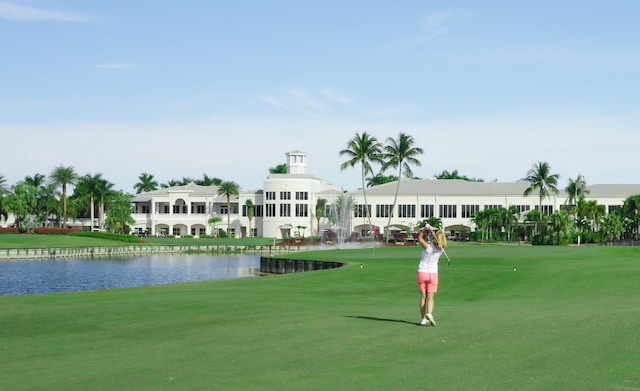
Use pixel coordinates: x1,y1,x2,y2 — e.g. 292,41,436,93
427,292,435,315
420,290,427,319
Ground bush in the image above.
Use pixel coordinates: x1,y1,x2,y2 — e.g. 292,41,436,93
0,227,19,234
34,227,82,235
68,231,141,244
182,234,194,239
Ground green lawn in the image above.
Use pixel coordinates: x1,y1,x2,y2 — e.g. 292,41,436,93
0,234,275,249
1,243,638,390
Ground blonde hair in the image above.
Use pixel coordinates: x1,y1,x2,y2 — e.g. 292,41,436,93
434,231,447,249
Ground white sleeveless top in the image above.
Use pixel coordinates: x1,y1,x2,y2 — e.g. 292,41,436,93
417,243,443,273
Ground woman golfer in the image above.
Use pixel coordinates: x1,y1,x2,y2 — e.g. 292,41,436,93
417,224,447,326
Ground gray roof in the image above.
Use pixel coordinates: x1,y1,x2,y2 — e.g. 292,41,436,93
349,179,640,198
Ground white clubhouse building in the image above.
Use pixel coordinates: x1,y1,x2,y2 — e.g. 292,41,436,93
131,150,640,240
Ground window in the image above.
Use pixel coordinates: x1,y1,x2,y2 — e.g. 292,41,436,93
280,191,291,200
376,204,393,218
439,204,457,218
232,205,238,214
420,204,434,218
295,204,308,217
485,204,501,210
255,205,263,217
398,204,416,218
265,204,276,217
266,191,276,200
608,205,620,214
536,205,554,215
280,203,291,217
295,191,308,200
172,227,181,236
515,205,530,213
192,204,205,214
141,205,150,213
220,205,228,214
462,204,480,218
354,204,371,218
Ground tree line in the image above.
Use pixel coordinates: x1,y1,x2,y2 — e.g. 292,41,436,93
1,142,639,243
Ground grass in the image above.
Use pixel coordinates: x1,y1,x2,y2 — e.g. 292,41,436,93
0,234,275,249
1,243,639,390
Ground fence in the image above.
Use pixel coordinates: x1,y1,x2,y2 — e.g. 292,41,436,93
260,256,344,274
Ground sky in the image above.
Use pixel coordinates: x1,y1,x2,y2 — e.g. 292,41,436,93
1,0,639,193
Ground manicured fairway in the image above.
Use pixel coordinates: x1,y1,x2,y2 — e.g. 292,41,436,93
1,244,638,390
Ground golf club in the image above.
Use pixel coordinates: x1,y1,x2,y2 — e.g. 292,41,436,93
425,224,452,266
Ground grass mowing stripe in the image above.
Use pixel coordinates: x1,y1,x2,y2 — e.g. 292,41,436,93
0,243,638,390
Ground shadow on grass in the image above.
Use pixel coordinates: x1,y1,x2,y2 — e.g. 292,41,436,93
344,315,419,326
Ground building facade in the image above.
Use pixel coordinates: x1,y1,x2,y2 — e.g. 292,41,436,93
131,150,640,239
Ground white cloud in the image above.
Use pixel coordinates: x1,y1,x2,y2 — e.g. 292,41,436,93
320,88,353,106
0,0,91,22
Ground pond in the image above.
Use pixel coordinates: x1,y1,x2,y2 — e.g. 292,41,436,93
0,254,261,296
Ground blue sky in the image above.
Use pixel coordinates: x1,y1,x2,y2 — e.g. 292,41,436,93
1,0,639,192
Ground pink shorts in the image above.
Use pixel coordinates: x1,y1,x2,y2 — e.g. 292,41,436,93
417,272,439,293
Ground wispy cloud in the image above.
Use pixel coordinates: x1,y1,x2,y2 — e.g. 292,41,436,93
259,95,289,109
0,0,92,22
320,88,353,105
95,63,141,71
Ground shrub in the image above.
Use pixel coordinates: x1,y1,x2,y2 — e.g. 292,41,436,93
0,227,20,234
68,231,141,244
34,227,82,235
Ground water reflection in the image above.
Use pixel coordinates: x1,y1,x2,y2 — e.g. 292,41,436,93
0,254,260,296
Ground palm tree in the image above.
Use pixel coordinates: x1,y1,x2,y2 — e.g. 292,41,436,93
49,165,78,227
621,195,640,239
565,174,589,211
134,173,159,194
24,173,46,188
217,181,240,236
339,132,384,236
245,199,254,237
519,161,560,234
366,173,397,187
381,132,423,240
75,173,106,231
208,216,222,237
95,178,114,231
105,191,134,234
434,170,484,182
269,164,287,174
195,174,222,186
315,198,328,236
0,174,8,195
3,183,38,230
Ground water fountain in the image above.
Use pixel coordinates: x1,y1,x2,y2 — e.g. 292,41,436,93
324,193,356,249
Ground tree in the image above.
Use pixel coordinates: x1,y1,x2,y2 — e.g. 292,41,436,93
565,174,589,210
208,216,222,237
105,191,134,234
519,161,560,234
339,132,384,236
548,210,575,244
434,170,484,182
245,199,254,237
49,165,78,227
134,172,159,194
315,198,328,236
74,173,107,231
366,173,397,187
3,183,38,230
600,212,624,242
621,195,640,239
217,181,240,236
269,164,287,174
381,132,423,240
195,174,221,186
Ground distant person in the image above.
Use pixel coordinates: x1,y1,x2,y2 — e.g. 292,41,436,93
416,224,447,326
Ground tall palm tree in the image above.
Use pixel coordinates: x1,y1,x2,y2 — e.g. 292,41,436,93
105,191,134,234
24,173,46,188
134,172,159,194
381,132,423,240
565,174,589,211
519,161,560,234
339,132,384,236
76,173,105,231
245,199,254,237
315,198,328,236
49,165,78,227
217,181,240,236
0,174,8,195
